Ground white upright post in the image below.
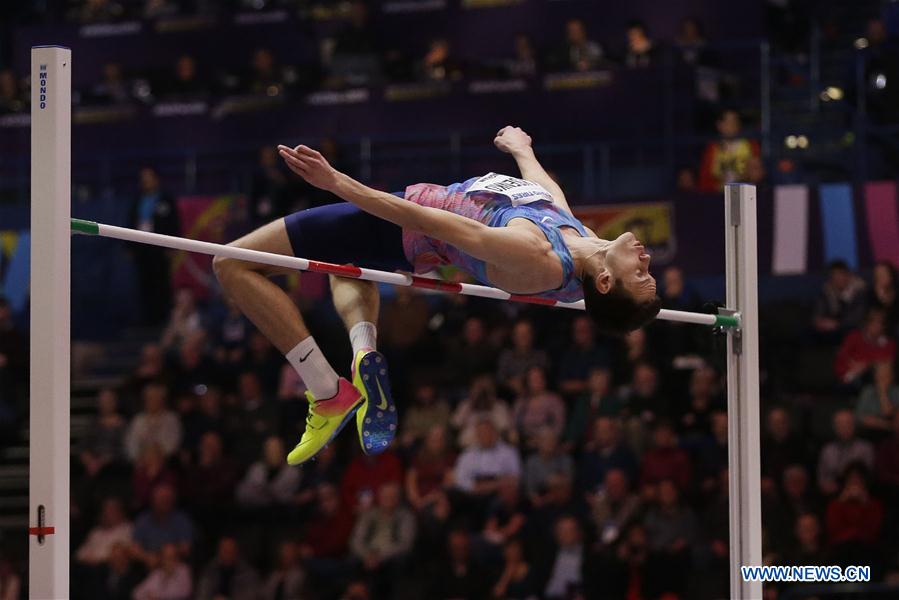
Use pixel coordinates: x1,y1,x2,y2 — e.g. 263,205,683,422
29,45,71,599
724,183,763,599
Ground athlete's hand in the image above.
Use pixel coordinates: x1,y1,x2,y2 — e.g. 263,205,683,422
494,126,532,155
277,144,339,192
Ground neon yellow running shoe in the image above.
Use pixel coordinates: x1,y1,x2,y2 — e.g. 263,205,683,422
352,349,398,455
287,378,363,466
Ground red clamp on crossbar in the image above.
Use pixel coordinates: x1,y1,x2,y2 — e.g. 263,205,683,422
29,527,55,536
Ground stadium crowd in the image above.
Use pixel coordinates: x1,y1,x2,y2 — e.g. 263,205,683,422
2,227,897,598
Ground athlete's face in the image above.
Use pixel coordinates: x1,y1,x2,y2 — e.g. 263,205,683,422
600,232,657,300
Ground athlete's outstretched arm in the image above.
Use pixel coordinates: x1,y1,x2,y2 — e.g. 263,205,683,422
277,144,541,268
493,126,573,215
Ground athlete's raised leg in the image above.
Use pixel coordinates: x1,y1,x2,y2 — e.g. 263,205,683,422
329,276,397,454
213,217,362,465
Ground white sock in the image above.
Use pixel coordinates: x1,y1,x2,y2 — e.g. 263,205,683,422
286,337,339,399
349,321,377,355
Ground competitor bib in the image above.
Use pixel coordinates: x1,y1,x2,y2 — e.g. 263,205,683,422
466,172,555,206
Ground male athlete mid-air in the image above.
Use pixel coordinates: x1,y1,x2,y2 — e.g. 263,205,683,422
213,126,661,465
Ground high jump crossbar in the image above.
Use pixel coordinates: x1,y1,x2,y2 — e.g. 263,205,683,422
31,45,761,600
70,218,740,329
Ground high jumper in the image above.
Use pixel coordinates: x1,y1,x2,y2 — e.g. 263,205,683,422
212,125,661,466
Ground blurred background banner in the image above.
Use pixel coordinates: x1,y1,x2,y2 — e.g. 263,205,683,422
575,202,676,264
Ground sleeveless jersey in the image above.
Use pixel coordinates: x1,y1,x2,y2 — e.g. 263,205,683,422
401,174,589,302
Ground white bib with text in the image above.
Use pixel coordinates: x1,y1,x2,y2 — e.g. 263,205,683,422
467,172,555,206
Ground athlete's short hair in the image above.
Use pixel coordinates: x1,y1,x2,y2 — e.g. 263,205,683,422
582,279,661,336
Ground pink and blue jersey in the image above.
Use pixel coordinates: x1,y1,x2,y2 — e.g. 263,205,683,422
401,175,589,303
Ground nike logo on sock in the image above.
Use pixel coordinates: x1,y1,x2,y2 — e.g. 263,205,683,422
298,349,314,362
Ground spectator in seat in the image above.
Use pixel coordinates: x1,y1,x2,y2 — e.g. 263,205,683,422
451,375,513,448
92,541,141,600
262,541,306,600
180,431,240,523
624,20,658,68
90,62,131,105
400,381,451,449
639,420,691,496
558,315,610,398
418,38,463,82
529,473,589,541
160,289,203,352
161,55,207,102
453,419,522,497
761,406,809,490
786,513,827,566
445,316,499,392
643,479,696,588
612,328,655,384
132,484,196,566
132,444,178,511
491,537,539,599
657,266,703,357
341,448,404,512
869,260,898,334
405,425,455,511
678,365,723,441
247,48,285,96
675,17,708,66
481,477,528,555
300,483,355,570
825,464,884,565
497,320,549,395
540,515,586,600
249,146,294,228
620,361,667,450
564,367,621,449
782,463,822,523
349,482,416,595
835,308,896,385
0,70,26,114
196,536,260,600
78,387,127,478
75,497,133,567
327,0,382,87
171,331,221,398
856,361,899,437
130,166,180,326
226,370,280,464
817,409,875,496
241,331,282,396
125,381,182,462
579,416,638,492
132,543,192,600
698,109,761,192
126,343,171,401
524,428,574,501
236,435,301,508
591,468,641,552
558,18,605,72
813,260,868,338
507,33,539,79
514,366,565,449
429,529,491,599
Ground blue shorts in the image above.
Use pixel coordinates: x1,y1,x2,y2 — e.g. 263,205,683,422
282,200,412,272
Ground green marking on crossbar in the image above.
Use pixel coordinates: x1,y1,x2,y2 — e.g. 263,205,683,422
70,218,99,235
714,314,740,328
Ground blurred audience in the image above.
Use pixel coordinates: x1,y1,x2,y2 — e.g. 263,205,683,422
698,108,761,192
